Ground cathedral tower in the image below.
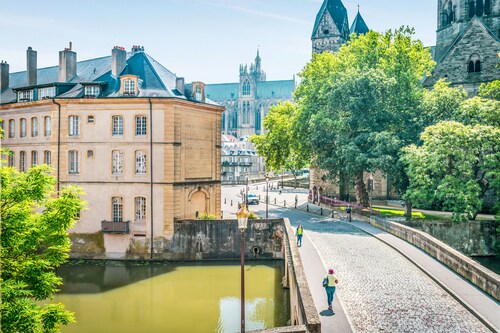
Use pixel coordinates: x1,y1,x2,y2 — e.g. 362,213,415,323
311,0,350,53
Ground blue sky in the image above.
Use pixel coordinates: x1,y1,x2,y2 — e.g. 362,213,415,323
0,0,436,83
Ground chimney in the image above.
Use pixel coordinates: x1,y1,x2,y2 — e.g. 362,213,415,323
27,47,37,86
176,77,185,94
58,42,77,82
112,46,126,77
0,61,9,91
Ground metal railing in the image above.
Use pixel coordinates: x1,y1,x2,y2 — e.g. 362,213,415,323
101,220,130,234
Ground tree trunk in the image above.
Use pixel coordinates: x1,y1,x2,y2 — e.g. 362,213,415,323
355,172,369,207
339,172,349,201
404,201,412,220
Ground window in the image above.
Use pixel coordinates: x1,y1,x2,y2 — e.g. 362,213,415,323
476,0,484,16
367,178,374,191
469,0,475,18
44,150,51,165
112,150,123,175
468,54,481,73
124,80,135,95
195,86,202,100
31,117,38,137
44,116,51,136
20,118,27,137
135,116,147,136
243,101,250,123
84,85,100,97
8,152,15,167
17,90,33,102
135,151,147,175
31,151,38,166
20,151,26,172
242,80,250,96
112,197,123,222
88,115,94,123
134,197,146,222
485,0,491,15
112,116,123,136
38,86,56,99
87,150,94,158
68,150,79,174
323,29,329,34
69,116,80,136
9,119,14,138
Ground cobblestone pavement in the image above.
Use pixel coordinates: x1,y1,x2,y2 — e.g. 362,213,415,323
307,222,491,333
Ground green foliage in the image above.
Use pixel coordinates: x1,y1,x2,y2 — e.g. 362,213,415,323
248,212,260,219
1,164,86,333
402,121,500,222
250,101,308,173
478,80,500,100
374,207,426,219
454,96,500,127
197,212,218,220
294,27,435,204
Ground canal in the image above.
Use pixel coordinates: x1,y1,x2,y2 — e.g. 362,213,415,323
55,260,289,333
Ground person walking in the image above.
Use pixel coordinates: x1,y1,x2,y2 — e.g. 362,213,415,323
323,268,338,310
296,224,303,247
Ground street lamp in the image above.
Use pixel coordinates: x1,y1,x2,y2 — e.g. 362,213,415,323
236,204,250,333
265,174,269,219
369,197,373,217
245,173,249,209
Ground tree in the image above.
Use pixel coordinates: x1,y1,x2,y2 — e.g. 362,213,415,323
250,101,308,182
478,79,500,101
402,121,499,221
454,95,500,127
294,27,435,205
1,164,85,333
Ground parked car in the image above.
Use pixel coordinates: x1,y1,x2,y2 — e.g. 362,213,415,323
247,193,259,205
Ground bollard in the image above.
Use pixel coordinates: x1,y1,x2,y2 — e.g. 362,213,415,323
231,199,233,206
259,195,261,200
224,198,226,204
320,207,323,215
332,210,334,218
284,200,286,207
307,204,309,212
274,198,276,204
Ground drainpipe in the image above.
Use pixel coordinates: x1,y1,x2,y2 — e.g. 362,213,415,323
52,98,62,194
148,98,154,259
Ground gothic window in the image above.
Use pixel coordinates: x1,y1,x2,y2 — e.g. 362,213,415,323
255,108,261,131
468,54,481,72
243,101,250,123
485,0,491,15
476,0,484,16
232,111,238,128
469,0,476,18
448,2,454,23
221,112,226,131
242,80,250,96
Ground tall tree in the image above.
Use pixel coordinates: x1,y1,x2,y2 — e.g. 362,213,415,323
250,101,308,180
1,164,85,333
402,121,499,221
294,27,434,205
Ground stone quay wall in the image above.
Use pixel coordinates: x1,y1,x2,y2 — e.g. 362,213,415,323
363,216,500,301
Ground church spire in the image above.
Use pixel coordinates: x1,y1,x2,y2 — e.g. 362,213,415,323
311,0,350,53
349,7,369,35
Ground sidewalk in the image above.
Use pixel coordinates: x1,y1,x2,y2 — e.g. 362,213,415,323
298,227,353,333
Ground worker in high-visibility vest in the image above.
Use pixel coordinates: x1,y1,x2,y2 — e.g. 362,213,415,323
296,224,303,247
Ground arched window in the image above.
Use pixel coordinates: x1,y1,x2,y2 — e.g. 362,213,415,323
112,197,123,222
476,0,483,16
20,118,26,138
44,116,51,136
232,111,238,128
31,151,38,167
469,0,476,18
468,53,481,72
20,151,26,172
31,117,38,137
485,0,491,15
448,2,454,23
242,80,250,96
243,101,250,123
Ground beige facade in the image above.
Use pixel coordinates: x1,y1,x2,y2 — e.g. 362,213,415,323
0,97,223,258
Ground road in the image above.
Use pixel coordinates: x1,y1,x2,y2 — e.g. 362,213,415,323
222,184,498,333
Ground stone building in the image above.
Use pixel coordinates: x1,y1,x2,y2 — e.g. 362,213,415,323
221,134,264,184
0,44,224,258
424,0,500,94
205,50,295,138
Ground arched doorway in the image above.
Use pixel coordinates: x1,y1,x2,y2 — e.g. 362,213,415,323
188,188,209,218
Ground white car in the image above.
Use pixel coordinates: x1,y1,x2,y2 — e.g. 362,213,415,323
247,193,259,205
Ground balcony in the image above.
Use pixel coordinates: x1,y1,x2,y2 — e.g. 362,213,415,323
101,220,130,234
222,161,253,167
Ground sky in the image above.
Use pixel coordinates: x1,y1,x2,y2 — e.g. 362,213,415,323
0,0,437,83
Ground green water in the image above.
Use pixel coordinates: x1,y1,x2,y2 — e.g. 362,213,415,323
54,260,289,333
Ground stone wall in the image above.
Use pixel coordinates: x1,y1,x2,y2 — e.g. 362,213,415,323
364,217,500,301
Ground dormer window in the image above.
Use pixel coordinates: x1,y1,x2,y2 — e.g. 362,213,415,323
38,86,56,99
196,86,202,100
124,80,136,95
323,29,329,34
84,85,100,97
17,90,33,102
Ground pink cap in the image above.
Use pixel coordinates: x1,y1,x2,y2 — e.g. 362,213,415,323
328,268,334,274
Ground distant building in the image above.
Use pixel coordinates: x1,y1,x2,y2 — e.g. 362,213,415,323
205,50,295,138
0,44,224,259
221,135,264,184
424,0,500,95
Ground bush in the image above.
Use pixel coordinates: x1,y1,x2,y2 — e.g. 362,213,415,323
248,212,260,219
197,212,217,220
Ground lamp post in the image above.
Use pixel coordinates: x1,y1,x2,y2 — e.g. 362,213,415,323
265,174,269,219
245,173,249,209
237,205,250,333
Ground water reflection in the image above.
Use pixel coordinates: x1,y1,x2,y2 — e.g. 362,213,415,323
55,261,289,333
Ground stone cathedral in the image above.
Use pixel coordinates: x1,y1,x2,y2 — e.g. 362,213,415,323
424,0,500,94
205,51,295,138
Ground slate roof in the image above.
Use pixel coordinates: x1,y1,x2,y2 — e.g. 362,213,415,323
350,11,369,35
312,0,349,38
205,79,295,101
1,49,210,104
